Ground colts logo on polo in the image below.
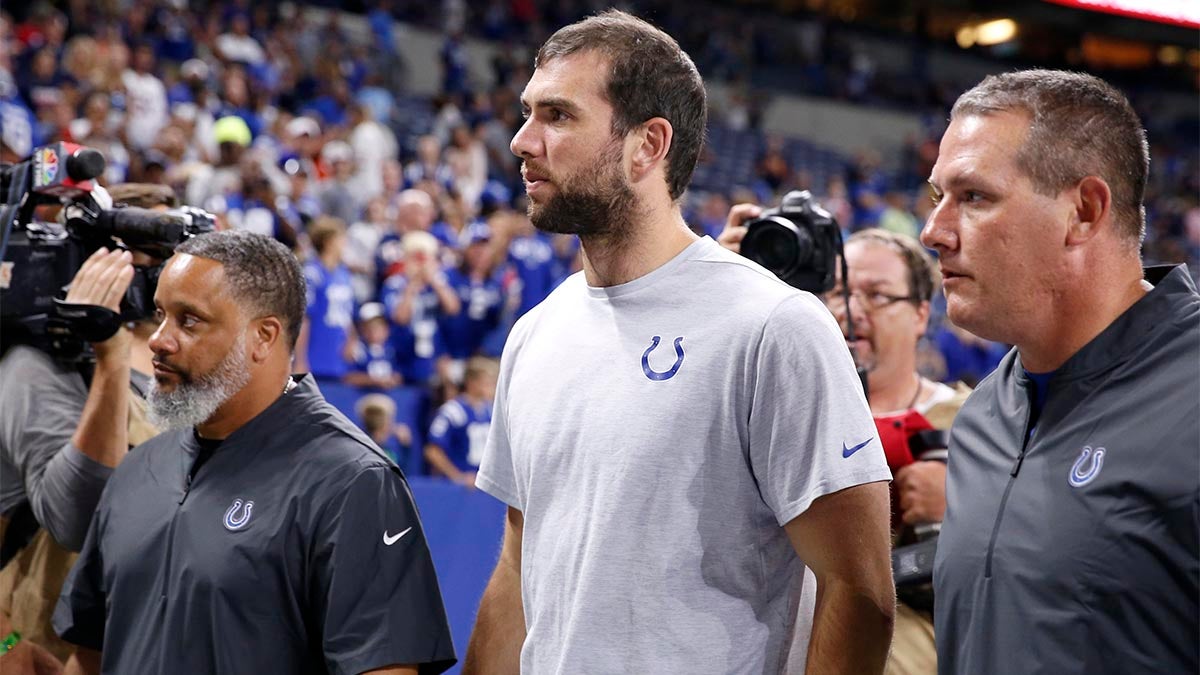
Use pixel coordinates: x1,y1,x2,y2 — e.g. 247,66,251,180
224,498,254,531
1068,446,1105,488
642,336,685,381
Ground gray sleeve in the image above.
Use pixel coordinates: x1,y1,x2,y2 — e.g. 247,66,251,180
0,347,114,551
476,330,522,511
31,444,114,550
748,294,892,526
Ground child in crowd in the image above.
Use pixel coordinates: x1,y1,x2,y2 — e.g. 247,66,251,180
424,356,498,488
355,393,414,470
344,302,404,389
296,216,356,378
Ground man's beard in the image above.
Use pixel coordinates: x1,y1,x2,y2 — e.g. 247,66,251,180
526,141,639,240
147,332,252,431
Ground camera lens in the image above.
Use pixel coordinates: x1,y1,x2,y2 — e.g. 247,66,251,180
742,215,814,279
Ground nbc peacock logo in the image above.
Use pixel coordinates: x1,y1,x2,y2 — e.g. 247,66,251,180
35,147,58,186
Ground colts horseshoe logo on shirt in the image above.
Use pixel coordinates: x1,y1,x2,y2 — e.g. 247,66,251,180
1068,446,1105,488
224,498,255,531
642,335,685,381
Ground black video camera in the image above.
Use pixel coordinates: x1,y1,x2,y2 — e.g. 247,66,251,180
0,143,215,359
738,190,842,293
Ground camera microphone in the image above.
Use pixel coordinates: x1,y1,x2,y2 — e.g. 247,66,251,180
66,148,106,183
30,143,107,199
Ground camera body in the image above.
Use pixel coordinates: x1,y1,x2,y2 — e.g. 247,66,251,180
739,190,841,293
0,143,214,358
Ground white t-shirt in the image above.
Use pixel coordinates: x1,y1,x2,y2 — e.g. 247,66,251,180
349,120,398,199
215,33,266,64
478,236,890,673
120,70,167,150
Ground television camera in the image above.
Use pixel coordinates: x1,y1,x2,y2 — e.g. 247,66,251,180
0,143,214,359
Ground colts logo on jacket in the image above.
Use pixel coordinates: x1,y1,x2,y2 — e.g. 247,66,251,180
224,498,255,531
1068,446,1105,488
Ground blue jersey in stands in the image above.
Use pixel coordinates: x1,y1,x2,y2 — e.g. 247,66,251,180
403,161,454,192
440,268,503,359
429,221,460,250
550,234,580,281
303,260,356,379
381,274,445,385
427,395,492,473
507,234,557,317
378,434,413,472
232,198,285,242
350,340,399,381
934,325,1008,385
1,95,37,157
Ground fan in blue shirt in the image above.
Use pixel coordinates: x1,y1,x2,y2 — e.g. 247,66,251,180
355,393,415,472
380,231,461,386
343,303,403,389
425,357,498,487
506,225,558,317
440,223,504,374
297,217,356,380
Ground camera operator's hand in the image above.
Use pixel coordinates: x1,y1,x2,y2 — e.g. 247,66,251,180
894,460,947,525
717,203,762,254
64,247,135,356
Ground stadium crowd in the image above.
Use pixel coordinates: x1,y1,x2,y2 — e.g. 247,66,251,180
2,0,1196,482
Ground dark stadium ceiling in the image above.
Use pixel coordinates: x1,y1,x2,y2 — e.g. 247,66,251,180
721,0,1199,73
724,0,1198,46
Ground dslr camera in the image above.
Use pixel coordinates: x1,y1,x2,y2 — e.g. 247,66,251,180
0,143,215,359
738,190,842,293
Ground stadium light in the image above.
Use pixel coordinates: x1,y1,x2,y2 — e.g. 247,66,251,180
956,25,977,48
956,18,1019,49
1158,46,1182,65
975,19,1018,46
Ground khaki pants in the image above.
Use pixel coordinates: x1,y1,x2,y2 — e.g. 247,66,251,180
0,527,78,662
886,602,937,675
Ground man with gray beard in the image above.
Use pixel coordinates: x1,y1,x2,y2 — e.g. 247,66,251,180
145,320,249,430
54,231,456,675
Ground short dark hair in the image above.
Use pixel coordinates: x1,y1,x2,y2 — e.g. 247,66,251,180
535,9,706,201
951,69,1149,247
175,231,306,351
847,229,938,303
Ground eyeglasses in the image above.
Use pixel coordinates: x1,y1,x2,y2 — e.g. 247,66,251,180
824,288,919,313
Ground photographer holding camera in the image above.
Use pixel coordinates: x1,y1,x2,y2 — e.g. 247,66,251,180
0,183,174,670
722,209,969,675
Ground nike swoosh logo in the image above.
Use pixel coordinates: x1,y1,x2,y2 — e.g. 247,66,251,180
842,438,872,458
383,527,413,546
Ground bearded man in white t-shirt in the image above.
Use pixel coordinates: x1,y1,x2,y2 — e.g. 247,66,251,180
465,10,895,675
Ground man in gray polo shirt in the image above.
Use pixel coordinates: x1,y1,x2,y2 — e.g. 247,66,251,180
923,70,1199,673
53,231,455,674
